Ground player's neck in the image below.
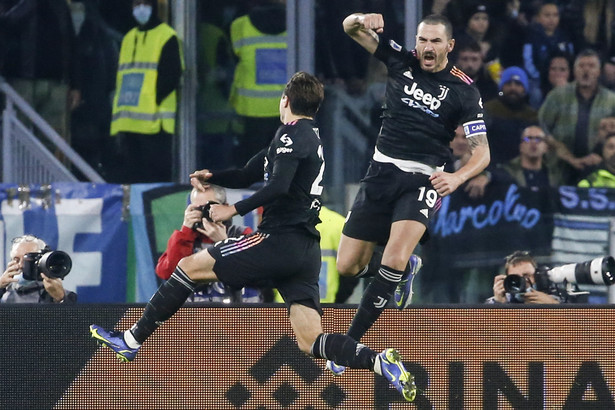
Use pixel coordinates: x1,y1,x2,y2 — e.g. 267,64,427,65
284,113,313,124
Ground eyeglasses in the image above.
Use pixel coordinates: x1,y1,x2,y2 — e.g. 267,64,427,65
521,135,545,143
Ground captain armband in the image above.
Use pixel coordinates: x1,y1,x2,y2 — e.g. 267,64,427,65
463,120,487,139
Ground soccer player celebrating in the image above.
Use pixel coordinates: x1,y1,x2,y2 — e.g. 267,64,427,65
326,13,490,375
90,71,417,402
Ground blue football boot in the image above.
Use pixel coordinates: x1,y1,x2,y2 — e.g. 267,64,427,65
394,254,422,310
377,348,417,402
90,324,139,362
325,360,347,376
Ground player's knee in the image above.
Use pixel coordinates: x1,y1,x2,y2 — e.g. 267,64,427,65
177,256,197,279
336,260,361,277
296,338,315,355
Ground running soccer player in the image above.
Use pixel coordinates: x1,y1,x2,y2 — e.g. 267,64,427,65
326,13,490,376
90,71,417,402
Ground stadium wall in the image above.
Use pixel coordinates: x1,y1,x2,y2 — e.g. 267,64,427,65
2,304,614,409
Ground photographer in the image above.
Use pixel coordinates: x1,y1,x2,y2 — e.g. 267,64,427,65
488,250,563,304
0,235,76,303
155,185,262,302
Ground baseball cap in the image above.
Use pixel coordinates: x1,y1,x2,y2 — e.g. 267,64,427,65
499,66,529,91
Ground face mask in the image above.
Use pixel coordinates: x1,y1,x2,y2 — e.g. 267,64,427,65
133,4,152,26
71,11,86,34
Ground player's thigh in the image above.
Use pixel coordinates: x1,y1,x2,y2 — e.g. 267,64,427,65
381,220,426,270
177,248,218,282
336,234,376,276
289,303,323,353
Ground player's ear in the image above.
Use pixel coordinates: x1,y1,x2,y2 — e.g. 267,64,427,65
280,94,289,108
447,38,455,53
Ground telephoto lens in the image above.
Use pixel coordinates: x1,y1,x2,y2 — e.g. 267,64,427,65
548,256,615,286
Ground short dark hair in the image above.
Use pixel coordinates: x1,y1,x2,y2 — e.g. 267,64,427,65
575,49,601,67
420,14,453,40
283,71,324,117
504,250,537,274
456,39,482,54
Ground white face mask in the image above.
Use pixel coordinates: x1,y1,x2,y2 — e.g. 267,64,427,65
133,4,152,26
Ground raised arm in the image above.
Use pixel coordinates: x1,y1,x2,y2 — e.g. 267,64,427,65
342,13,384,55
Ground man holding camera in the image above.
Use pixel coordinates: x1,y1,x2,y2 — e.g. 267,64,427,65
488,250,561,304
155,185,261,302
0,235,76,303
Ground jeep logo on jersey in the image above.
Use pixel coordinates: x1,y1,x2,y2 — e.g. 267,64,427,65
280,134,293,146
402,82,443,112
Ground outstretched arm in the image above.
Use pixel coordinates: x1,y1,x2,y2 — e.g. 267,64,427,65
430,134,490,196
342,13,383,55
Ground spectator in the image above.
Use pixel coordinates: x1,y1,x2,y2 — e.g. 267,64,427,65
109,0,184,183
486,250,565,304
539,49,615,185
597,116,615,146
522,2,574,108
560,0,615,61
497,0,530,68
0,0,81,142
70,0,120,179
195,7,236,170
451,3,501,77
493,124,563,190
602,55,615,91
541,52,572,99
578,132,615,187
454,40,499,101
0,235,76,303
229,0,287,167
155,185,261,303
484,66,537,166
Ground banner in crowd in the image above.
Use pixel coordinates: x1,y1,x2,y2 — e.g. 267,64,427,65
2,183,614,303
427,183,556,269
0,182,127,302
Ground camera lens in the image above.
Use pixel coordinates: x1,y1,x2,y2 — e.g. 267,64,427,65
39,251,72,279
503,274,527,294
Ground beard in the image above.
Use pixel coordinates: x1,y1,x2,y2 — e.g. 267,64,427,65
501,91,525,107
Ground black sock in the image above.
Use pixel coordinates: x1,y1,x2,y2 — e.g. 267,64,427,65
311,333,376,370
347,265,404,341
130,267,196,344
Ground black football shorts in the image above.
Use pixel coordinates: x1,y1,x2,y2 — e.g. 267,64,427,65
343,160,441,245
208,230,322,314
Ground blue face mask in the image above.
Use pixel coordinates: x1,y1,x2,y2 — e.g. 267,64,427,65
133,4,152,26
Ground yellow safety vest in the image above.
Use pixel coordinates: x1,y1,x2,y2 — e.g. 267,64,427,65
230,15,287,118
316,207,346,303
111,23,182,135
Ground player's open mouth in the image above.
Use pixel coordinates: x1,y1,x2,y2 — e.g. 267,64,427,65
423,54,435,63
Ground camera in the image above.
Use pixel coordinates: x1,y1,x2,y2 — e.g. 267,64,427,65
22,250,72,282
192,201,219,230
503,274,530,302
503,256,615,302
545,256,615,286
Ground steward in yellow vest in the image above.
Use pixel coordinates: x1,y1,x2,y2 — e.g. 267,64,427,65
229,2,287,167
111,19,183,135
108,0,183,183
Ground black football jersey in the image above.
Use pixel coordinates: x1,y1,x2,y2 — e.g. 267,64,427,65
257,118,324,237
374,38,486,167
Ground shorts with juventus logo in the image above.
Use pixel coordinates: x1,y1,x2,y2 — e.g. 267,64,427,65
343,160,441,246
207,230,322,314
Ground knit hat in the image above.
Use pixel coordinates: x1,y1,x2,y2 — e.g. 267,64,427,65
499,66,529,91
465,4,488,23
